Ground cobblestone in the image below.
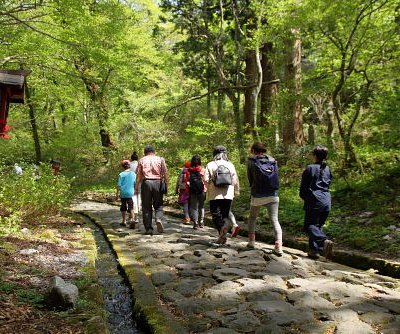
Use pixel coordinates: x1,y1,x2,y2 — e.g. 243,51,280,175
73,201,400,334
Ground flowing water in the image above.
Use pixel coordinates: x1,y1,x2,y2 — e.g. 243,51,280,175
90,221,143,334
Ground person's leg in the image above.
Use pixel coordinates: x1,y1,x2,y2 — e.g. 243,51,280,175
209,200,223,232
120,198,128,226
198,193,206,227
127,198,135,228
229,210,240,237
218,200,232,244
304,207,327,256
247,205,260,248
266,199,283,255
151,180,164,233
317,209,333,258
132,194,139,222
190,194,199,228
141,181,153,234
183,202,190,220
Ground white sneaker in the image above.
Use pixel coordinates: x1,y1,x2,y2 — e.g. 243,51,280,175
273,241,283,256
246,240,255,249
156,221,164,233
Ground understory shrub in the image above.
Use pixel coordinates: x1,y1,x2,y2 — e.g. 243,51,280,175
0,164,72,234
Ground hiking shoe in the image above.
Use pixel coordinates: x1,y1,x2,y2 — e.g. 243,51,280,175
193,225,198,230
183,217,191,224
156,221,164,233
231,225,241,238
120,221,127,227
216,235,227,244
144,229,153,236
246,240,255,249
323,240,334,259
199,225,204,228
129,221,136,229
272,241,283,257
307,249,319,259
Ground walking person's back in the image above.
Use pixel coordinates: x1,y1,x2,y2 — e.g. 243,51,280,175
300,145,334,259
117,160,136,228
204,145,239,244
246,142,283,255
187,155,206,229
135,145,168,235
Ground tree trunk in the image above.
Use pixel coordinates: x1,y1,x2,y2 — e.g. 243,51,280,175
243,49,258,137
217,89,224,120
25,83,42,163
283,29,304,147
326,100,335,149
260,42,277,128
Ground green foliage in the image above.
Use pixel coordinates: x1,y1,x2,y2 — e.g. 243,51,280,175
0,165,72,232
0,282,16,294
16,289,44,307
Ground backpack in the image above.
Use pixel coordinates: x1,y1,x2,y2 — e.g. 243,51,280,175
252,156,279,192
189,170,204,194
213,162,233,187
177,168,188,191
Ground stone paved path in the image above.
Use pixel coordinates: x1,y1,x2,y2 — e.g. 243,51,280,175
73,201,400,334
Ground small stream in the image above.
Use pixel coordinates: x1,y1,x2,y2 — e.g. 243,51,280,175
90,221,143,334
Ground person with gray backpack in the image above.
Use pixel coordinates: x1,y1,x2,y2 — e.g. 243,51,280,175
204,145,240,244
247,142,283,255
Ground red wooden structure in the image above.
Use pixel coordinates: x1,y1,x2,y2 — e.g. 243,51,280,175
0,69,31,138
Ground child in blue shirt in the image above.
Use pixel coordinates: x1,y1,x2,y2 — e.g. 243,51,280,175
116,160,136,228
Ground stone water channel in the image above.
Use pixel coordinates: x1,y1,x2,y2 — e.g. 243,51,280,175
74,201,400,334
82,215,143,334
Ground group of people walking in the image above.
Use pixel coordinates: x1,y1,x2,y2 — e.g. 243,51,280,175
117,143,334,259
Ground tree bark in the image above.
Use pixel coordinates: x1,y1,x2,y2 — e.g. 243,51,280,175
25,83,42,163
243,49,258,137
283,29,304,147
260,42,277,128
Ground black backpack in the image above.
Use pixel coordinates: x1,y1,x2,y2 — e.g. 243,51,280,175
213,162,233,187
252,156,279,192
189,170,204,194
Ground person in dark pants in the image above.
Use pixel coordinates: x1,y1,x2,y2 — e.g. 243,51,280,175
188,155,206,229
300,145,334,259
204,146,239,244
116,160,136,228
135,146,168,235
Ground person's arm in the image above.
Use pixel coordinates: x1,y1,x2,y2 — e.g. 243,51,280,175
116,175,121,199
204,163,211,184
162,158,168,185
299,166,311,200
247,159,254,187
132,172,136,193
232,165,240,196
135,162,143,194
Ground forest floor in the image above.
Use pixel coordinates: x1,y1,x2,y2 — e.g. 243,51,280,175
0,215,107,334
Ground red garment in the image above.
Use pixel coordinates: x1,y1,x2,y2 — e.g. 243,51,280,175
187,166,207,192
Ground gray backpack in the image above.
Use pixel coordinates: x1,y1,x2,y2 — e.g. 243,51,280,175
213,162,232,187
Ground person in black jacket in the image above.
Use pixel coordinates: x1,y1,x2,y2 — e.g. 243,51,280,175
300,145,334,259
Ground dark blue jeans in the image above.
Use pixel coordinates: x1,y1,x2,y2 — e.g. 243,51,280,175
304,206,330,252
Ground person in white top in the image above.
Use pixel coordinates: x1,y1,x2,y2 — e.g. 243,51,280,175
130,151,140,223
204,145,239,244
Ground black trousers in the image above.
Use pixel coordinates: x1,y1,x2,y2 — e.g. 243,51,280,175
141,180,164,231
209,199,232,233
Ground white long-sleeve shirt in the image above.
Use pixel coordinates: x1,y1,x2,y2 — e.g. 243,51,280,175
204,159,239,200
